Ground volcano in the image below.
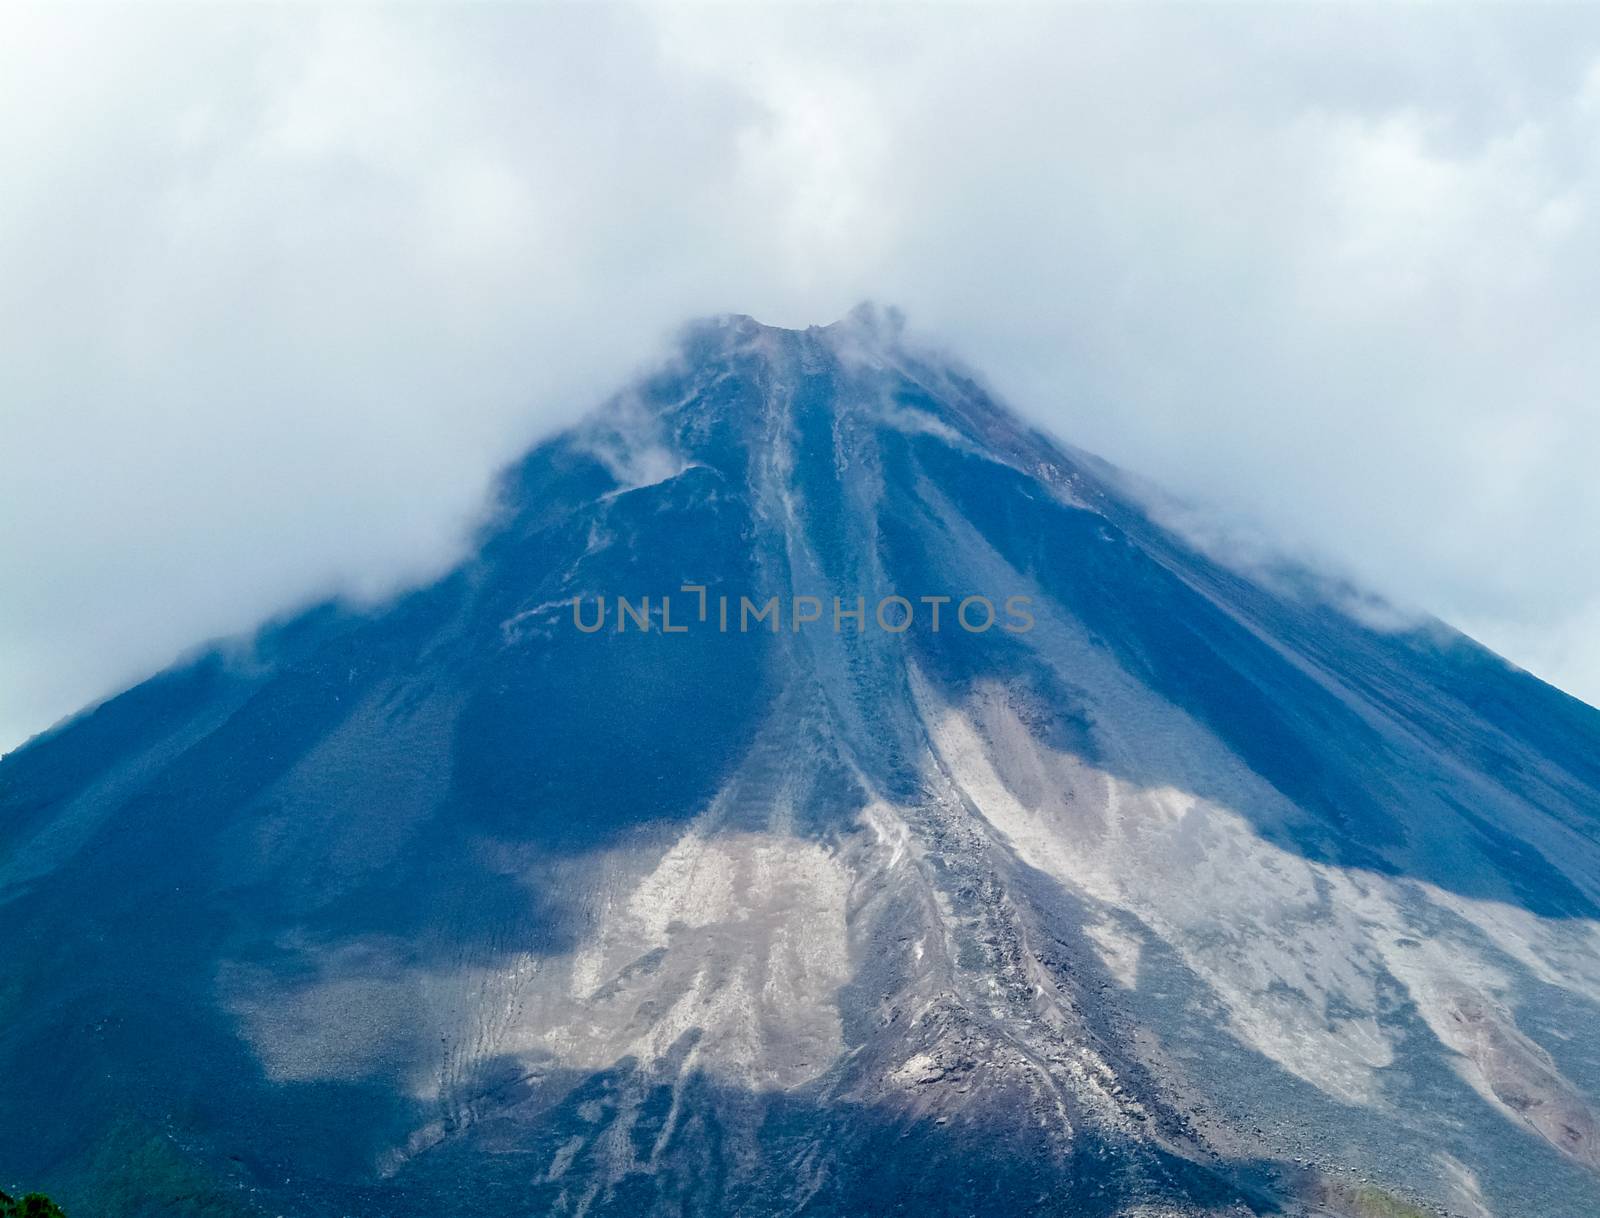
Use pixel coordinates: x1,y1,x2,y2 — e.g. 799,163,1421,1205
4,308,1600,1217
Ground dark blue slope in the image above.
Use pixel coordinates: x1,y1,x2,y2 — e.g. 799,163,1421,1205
1,312,1597,1218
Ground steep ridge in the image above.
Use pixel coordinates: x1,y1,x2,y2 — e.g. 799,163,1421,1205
3,308,1599,1217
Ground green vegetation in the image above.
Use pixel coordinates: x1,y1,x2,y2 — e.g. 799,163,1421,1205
1350,1184,1433,1218
71,1123,253,1218
0,1191,68,1218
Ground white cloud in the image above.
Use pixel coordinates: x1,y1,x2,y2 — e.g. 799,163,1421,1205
4,3,1600,749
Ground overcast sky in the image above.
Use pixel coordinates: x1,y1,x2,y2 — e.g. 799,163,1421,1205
5,3,1600,751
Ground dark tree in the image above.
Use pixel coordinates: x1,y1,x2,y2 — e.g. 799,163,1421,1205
0,1191,68,1218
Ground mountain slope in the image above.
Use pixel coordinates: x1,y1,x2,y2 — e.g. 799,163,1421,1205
3,308,1600,1217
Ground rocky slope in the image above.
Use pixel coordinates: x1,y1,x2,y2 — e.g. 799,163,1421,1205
3,309,1600,1217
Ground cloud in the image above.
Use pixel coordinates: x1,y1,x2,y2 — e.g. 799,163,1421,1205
4,3,1600,748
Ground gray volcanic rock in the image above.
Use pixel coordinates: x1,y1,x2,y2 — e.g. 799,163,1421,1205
4,309,1600,1217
